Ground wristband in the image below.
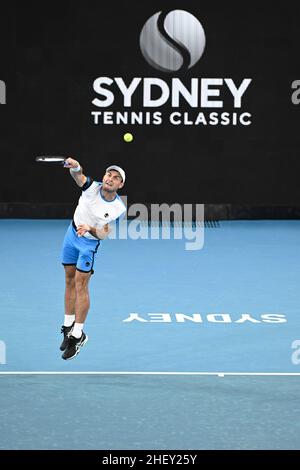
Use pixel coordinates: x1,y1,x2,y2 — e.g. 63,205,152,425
70,164,81,172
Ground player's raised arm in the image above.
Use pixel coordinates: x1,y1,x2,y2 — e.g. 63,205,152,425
63,157,87,187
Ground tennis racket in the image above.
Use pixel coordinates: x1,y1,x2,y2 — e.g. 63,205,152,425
35,155,67,165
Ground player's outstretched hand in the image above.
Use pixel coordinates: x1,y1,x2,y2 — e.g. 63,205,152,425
64,157,80,169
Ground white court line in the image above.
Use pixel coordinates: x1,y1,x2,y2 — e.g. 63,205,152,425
0,371,300,376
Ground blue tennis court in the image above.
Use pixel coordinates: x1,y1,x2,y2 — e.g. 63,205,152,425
0,219,300,449
1,374,299,450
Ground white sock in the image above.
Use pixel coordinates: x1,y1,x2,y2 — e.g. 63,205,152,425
72,322,84,338
64,314,75,327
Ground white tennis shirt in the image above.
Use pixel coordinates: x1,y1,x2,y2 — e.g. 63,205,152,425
73,180,126,240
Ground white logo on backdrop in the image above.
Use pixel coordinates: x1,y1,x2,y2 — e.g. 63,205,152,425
91,11,252,127
139,10,206,73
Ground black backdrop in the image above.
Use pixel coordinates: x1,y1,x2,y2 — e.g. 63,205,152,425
0,1,300,214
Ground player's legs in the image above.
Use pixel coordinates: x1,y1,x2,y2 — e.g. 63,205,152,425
74,270,92,324
61,270,91,360
60,224,79,351
64,264,77,317
60,266,77,351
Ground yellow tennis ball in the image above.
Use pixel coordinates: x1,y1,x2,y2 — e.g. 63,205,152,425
124,132,133,143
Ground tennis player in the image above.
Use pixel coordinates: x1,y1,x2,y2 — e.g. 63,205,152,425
60,157,126,360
